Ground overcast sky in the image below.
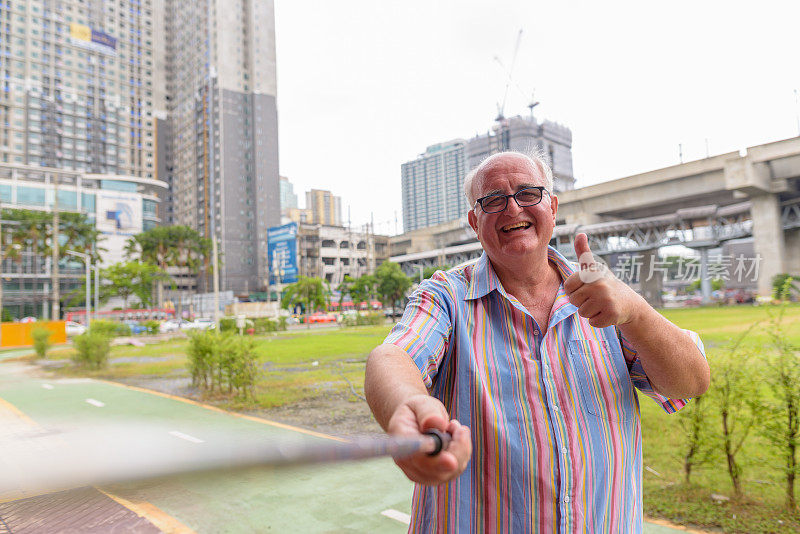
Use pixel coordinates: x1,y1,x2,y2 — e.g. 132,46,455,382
274,0,800,235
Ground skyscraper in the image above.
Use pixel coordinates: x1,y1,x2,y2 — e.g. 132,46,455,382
0,0,155,176
401,115,575,232
401,140,468,233
158,0,280,294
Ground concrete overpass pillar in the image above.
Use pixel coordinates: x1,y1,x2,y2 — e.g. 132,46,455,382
784,228,800,278
699,248,712,304
750,193,785,296
639,250,663,308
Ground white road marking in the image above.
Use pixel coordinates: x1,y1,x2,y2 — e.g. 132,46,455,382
41,384,54,390
85,398,105,407
169,430,204,444
381,509,411,525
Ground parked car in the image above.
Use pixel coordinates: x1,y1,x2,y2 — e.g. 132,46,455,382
179,318,216,331
123,321,149,335
65,321,87,336
383,308,403,318
159,319,181,333
306,312,337,324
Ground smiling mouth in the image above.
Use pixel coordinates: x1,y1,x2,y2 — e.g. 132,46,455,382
502,222,531,233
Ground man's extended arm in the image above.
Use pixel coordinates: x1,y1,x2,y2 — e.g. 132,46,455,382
365,343,471,485
564,233,710,399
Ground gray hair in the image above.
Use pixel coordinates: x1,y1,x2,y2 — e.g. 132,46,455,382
463,150,554,207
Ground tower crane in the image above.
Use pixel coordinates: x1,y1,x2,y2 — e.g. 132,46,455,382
493,29,539,122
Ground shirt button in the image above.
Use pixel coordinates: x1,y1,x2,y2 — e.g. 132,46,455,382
563,496,570,503
533,329,540,336
553,405,559,411
561,447,568,455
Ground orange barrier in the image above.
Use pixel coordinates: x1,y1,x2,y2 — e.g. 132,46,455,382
0,321,67,348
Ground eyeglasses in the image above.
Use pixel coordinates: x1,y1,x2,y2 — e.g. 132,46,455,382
474,186,549,214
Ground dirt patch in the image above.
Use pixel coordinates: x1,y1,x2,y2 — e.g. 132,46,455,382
246,393,383,439
113,374,383,439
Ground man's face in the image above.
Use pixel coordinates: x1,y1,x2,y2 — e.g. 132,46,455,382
467,154,558,267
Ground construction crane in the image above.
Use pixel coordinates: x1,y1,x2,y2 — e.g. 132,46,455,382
493,29,539,122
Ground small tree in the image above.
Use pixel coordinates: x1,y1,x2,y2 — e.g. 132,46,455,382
423,265,450,280
676,394,713,484
758,283,800,509
707,324,763,497
31,327,52,359
100,261,170,309
337,275,355,309
349,274,377,308
281,276,329,325
374,261,412,317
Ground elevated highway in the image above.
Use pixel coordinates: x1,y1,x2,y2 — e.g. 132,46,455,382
390,136,800,297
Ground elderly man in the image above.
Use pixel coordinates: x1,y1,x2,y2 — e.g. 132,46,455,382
365,151,709,533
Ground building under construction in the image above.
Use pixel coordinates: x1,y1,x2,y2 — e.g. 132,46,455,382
401,114,576,233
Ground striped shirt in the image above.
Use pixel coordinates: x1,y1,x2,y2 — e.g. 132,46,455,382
384,247,704,533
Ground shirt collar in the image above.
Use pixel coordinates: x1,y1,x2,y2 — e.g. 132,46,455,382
465,246,577,301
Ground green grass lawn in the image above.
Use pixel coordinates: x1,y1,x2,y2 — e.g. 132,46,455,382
46,325,393,407
31,305,800,532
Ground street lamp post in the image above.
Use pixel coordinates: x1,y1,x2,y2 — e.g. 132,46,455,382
65,250,91,330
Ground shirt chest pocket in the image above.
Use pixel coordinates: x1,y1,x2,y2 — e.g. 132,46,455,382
568,339,635,422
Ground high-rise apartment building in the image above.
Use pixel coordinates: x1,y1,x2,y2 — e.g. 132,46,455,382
305,189,341,226
158,0,280,294
401,115,575,232
0,0,156,176
401,140,468,233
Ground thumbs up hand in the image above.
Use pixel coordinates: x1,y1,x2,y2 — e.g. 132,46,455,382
563,233,645,328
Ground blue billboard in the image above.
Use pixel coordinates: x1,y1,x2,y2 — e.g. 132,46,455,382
267,223,299,285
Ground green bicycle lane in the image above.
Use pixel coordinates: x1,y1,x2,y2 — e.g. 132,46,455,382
0,363,700,533
0,366,415,533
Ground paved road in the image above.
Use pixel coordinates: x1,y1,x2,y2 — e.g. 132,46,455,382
0,359,700,533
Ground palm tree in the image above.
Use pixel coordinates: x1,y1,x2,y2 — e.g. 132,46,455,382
2,209,101,317
125,226,212,308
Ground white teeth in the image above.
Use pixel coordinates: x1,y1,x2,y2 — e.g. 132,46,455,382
502,222,531,232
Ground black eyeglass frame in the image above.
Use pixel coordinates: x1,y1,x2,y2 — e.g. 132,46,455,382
474,186,550,214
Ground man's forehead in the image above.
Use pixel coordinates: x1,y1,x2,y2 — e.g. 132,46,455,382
475,154,544,191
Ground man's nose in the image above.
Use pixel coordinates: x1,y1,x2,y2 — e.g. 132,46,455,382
505,196,525,214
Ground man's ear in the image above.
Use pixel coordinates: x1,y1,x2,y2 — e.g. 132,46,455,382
550,194,558,223
468,209,478,234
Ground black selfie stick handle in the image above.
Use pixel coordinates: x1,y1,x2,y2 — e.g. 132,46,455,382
424,429,452,456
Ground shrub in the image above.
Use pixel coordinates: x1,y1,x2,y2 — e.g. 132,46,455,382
142,319,161,335
253,317,286,334
219,317,236,332
186,331,258,398
187,329,218,389
218,317,258,333
343,312,384,327
89,319,130,337
72,330,112,369
31,327,52,359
